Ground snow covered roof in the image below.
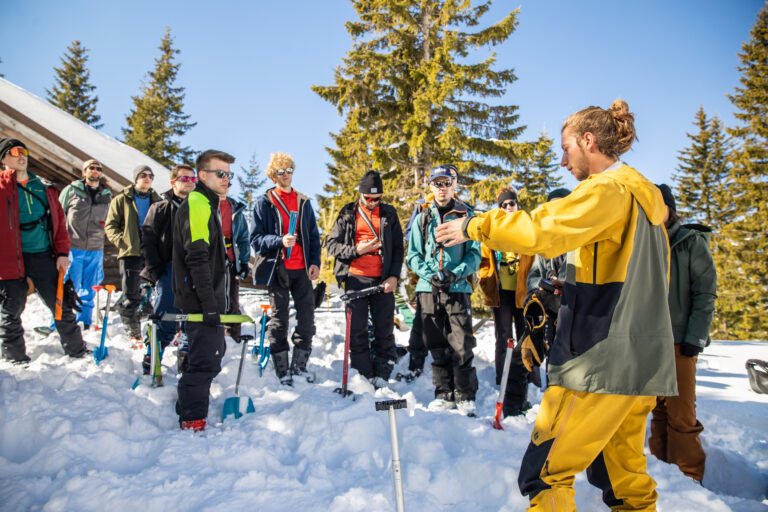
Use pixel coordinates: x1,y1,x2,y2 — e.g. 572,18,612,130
0,77,170,192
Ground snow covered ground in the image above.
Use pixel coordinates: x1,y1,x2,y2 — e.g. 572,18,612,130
1,291,766,511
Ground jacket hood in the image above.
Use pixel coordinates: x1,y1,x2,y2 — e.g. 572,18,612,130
669,221,713,247
600,164,667,226
226,196,246,214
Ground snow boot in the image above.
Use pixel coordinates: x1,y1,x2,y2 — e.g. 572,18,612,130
503,400,532,418
290,347,314,383
180,419,206,432
396,368,422,383
428,391,456,410
272,350,293,386
456,400,477,417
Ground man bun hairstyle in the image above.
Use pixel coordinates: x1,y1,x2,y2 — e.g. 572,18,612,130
563,99,637,158
195,150,235,174
265,152,295,181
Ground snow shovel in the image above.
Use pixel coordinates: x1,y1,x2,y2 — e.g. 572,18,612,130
286,211,298,260
334,285,384,399
492,337,515,430
251,304,271,376
54,267,64,320
222,323,257,421
375,398,407,512
93,285,115,365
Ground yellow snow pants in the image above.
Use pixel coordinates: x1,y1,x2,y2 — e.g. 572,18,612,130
518,386,657,511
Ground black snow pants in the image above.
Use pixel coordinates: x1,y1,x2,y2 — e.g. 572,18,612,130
176,322,226,422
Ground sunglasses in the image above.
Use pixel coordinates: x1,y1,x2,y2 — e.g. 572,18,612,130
202,169,234,180
362,195,382,203
137,172,154,180
275,168,294,176
501,200,517,209
8,147,28,157
88,165,103,172
174,175,198,183
431,179,453,189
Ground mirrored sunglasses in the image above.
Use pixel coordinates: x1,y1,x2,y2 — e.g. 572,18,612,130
362,195,382,203
275,168,294,176
174,175,198,183
8,147,28,157
432,179,453,189
202,169,234,180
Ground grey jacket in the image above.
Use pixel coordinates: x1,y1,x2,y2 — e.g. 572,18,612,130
58,180,112,251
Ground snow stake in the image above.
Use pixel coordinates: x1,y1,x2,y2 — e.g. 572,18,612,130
334,285,384,399
223,323,256,420
54,267,64,320
376,398,407,512
492,337,515,430
93,285,115,365
286,211,298,260
251,304,271,376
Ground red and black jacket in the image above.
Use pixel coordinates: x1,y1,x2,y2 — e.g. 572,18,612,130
0,169,70,280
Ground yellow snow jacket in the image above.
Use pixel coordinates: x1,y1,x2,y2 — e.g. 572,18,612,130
464,162,677,396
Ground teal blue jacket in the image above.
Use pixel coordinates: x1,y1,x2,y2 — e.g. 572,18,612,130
406,200,480,293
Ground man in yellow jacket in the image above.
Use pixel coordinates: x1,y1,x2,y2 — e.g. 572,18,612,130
436,100,676,512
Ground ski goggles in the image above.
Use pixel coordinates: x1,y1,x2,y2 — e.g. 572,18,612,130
202,169,234,180
8,146,28,157
275,168,294,176
174,175,198,183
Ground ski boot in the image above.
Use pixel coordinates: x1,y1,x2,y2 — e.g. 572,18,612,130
272,350,293,386
290,347,315,383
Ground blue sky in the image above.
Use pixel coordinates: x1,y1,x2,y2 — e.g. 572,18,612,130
1,1,763,201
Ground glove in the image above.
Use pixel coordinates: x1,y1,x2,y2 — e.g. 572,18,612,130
679,343,703,357
523,292,547,335
520,330,550,372
237,265,250,281
535,280,562,317
202,311,220,327
429,268,458,289
63,279,83,313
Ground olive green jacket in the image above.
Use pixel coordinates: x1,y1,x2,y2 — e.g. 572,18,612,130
104,185,162,258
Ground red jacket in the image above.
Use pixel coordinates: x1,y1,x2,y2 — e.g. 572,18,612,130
0,169,70,280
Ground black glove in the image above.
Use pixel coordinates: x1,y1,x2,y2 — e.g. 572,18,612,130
237,265,250,281
679,343,703,357
63,279,83,313
202,311,220,327
523,292,547,335
536,280,562,317
429,268,458,289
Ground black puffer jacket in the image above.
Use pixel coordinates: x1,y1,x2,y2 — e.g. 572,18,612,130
326,200,404,286
140,189,183,283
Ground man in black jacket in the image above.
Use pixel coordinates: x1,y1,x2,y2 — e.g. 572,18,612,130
140,164,196,373
326,171,404,387
172,150,234,431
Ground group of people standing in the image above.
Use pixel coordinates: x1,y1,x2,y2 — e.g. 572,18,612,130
0,97,717,510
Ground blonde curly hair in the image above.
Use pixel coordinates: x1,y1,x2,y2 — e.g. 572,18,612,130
265,152,295,181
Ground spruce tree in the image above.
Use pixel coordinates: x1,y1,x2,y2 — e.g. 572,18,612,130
46,41,102,128
313,0,526,215
236,154,268,213
721,4,768,339
123,27,196,167
673,107,733,228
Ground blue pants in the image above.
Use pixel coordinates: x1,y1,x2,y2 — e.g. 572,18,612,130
50,248,104,329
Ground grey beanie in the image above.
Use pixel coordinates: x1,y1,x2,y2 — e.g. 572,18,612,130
133,165,152,182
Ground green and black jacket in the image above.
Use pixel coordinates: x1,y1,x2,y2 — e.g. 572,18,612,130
172,181,229,315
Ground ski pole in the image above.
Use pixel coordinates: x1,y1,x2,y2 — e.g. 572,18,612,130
286,211,298,260
492,337,515,430
376,399,407,512
54,267,64,320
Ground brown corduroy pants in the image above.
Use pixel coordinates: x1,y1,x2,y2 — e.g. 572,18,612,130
649,344,706,481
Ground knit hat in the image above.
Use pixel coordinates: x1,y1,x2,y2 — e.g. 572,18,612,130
133,164,152,182
0,138,27,161
359,170,384,194
497,190,517,208
82,159,103,172
547,187,571,201
429,164,458,182
656,183,676,212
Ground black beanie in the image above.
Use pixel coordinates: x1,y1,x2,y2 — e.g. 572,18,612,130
547,187,571,201
0,138,27,161
497,190,517,208
656,183,676,212
359,170,383,194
